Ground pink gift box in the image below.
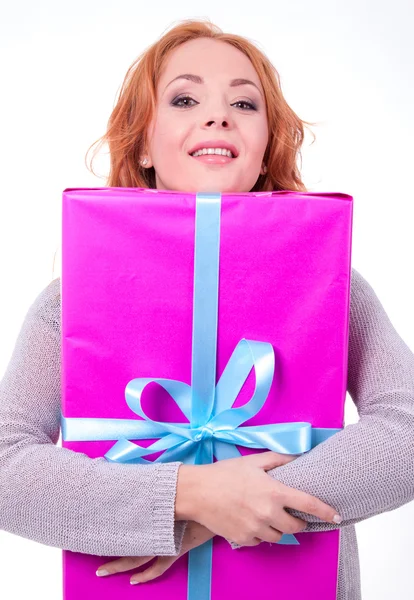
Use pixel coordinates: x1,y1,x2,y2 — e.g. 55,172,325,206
61,187,353,599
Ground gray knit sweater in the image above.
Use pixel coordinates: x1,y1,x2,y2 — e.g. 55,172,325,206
0,268,413,599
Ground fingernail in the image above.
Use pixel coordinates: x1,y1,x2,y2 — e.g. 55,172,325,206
130,580,140,585
333,514,343,524
96,569,109,577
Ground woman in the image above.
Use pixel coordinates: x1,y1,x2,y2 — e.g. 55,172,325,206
0,19,413,600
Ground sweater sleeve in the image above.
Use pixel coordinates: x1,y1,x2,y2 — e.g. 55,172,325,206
0,278,188,557
260,267,414,535
228,268,414,550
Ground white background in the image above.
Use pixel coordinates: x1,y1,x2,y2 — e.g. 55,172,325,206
0,0,413,598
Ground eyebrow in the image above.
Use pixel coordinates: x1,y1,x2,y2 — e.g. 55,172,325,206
165,73,263,97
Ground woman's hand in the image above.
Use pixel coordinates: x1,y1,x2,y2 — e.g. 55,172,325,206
95,521,215,586
176,451,343,547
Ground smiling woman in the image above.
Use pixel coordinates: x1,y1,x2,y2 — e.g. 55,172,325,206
85,20,314,193
1,16,413,600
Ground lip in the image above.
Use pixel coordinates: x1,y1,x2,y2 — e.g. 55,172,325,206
188,139,239,158
191,154,234,165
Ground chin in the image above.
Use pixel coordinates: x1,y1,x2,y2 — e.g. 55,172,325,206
191,182,244,194
161,178,248,194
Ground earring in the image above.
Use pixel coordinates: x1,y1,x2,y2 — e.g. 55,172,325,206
141,157,148,166
262,164,267,175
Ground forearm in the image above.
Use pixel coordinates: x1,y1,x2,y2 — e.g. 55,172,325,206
230,269,414,548
0,279,187,557
0,436,187,556
268,393,414,532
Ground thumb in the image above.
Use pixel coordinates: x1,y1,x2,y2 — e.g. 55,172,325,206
247,450,297,471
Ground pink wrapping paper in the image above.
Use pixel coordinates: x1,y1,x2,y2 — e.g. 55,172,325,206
61,187,353,599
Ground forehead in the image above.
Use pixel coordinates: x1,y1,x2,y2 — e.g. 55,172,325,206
157,38,262,91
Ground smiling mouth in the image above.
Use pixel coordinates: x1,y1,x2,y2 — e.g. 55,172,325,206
189,153,235,165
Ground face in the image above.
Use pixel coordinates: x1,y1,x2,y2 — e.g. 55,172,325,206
144,37,269,193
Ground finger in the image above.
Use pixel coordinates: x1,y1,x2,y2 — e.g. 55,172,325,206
130,557,176,585
255,526,284,544
96,556,154,577
236,536,262,547
278,484,343,525
245,451,298,471
269,513,308,536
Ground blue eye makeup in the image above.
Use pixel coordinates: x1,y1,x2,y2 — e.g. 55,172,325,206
171,94,257,111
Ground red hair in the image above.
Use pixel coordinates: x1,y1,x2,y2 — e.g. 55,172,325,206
86,18,316,192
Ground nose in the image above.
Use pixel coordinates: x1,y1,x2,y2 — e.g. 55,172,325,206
205,118,229,128
202,101,233,130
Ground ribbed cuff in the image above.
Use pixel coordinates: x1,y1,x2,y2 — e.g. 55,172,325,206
152,462,188,555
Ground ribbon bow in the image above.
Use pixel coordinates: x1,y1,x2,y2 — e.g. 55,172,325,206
102,338,312,468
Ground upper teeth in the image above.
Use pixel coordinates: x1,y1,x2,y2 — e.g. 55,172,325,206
191,148,234,158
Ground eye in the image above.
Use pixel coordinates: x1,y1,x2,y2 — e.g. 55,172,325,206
171,95,257,111
232,100,257,111
171,95,198,108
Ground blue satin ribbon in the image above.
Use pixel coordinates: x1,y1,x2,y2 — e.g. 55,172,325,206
61,192,342,600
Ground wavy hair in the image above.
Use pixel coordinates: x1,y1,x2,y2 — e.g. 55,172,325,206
86,18,316,192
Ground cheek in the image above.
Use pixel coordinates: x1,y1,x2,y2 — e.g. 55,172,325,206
152,112,185,156
241,120,268,160
251,119,269,153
